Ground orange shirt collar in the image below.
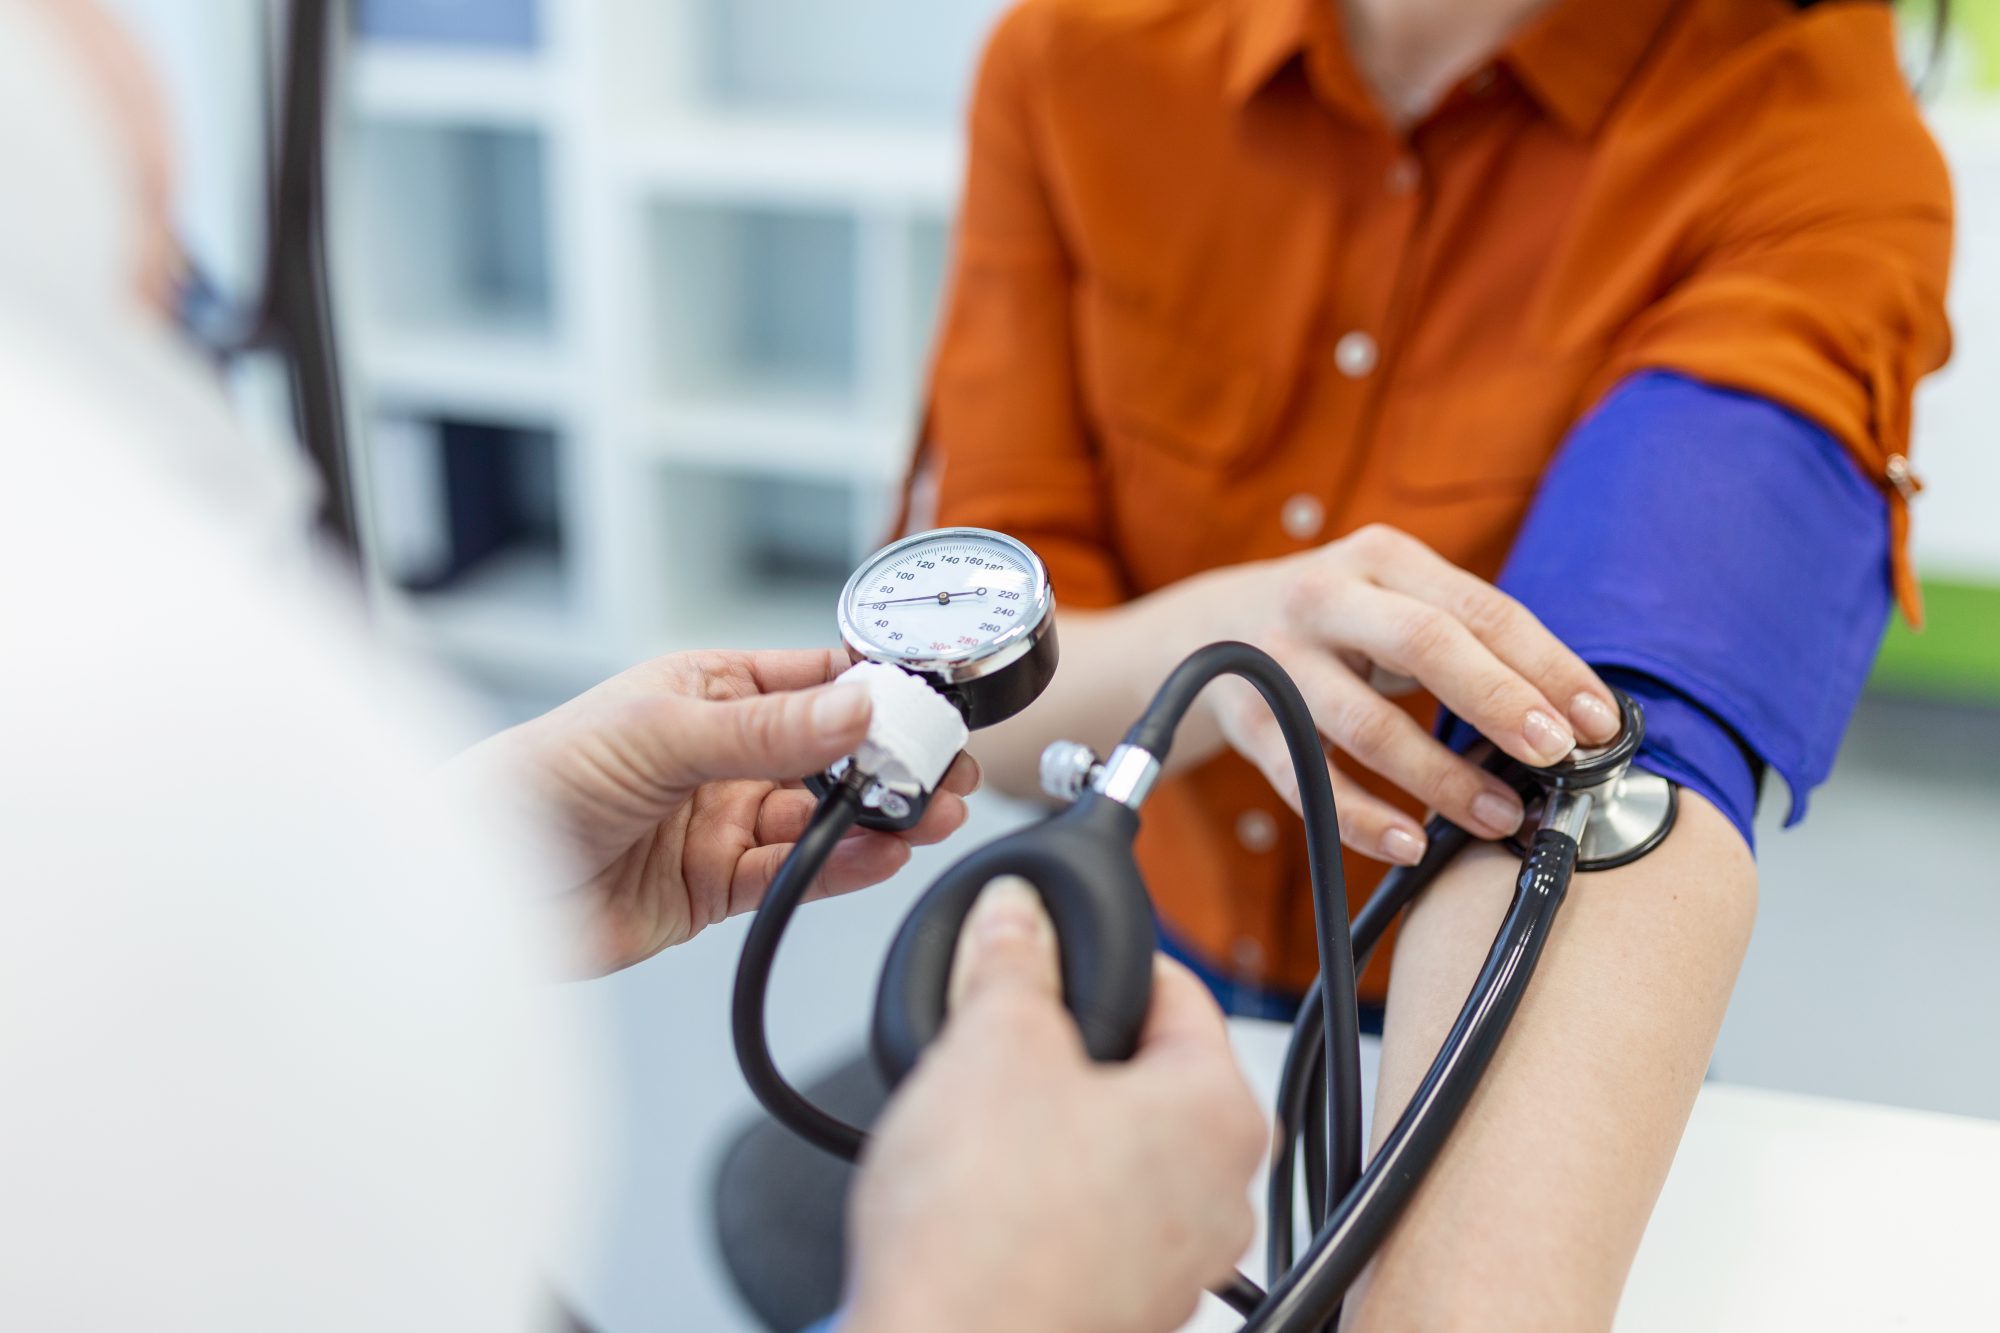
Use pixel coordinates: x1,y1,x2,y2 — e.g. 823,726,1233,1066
1504,0,1683,137
1228,0,1683,138
1226,0,1375,120
1224,0,1310,101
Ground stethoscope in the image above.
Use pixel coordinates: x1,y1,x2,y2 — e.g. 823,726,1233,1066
734,526,1678,1328
173,0,359,554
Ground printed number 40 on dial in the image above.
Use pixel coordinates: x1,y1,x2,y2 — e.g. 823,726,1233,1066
842,530,1045,666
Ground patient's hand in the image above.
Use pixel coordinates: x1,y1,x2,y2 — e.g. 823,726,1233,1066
457,648,978,974
1181,524,1620,863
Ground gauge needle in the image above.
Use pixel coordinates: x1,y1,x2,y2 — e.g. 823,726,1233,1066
867,587,989,607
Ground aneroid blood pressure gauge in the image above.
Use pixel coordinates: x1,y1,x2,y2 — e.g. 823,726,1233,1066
837,527,1058,731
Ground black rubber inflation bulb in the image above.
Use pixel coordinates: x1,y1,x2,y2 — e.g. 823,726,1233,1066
872,792,1157,1086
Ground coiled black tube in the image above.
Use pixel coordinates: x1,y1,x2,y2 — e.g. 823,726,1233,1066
1243,828,1580,1330
1214,1271,1268,1317
731,773,871,1161
1265,817,1475,1277
732,640,1593,1332
1124,643,1366,1220
1120,643,1366,1324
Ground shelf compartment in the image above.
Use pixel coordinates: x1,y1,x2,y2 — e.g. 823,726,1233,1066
702,0,1006,126
645,199,861,410
366,413,570,601
649,461,895,651
853,211,954,419
906,215,952,374
358,324,577,421
629,403,910,485
346,122,556,340
617,113,960,214
353,0,540,51
348,46,554,126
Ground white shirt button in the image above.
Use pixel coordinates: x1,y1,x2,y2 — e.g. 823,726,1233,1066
1334,330,1378,378
1386,155,1420,195
1231,936,1268,979
1281,493,1325,541
1236,808,1279,853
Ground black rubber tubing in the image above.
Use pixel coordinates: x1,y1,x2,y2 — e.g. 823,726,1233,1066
1122,642,1367,1227
1265,816,1475,1278
1242,828,1579,1330
731,774,871,1161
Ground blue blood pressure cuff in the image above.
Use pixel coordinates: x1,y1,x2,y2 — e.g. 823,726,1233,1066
1443,371,1894,850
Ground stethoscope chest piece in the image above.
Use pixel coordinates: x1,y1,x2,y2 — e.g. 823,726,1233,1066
1513,768,1677,870
1504,689,1678,871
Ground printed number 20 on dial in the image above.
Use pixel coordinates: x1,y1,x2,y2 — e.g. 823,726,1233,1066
847,535,1035,663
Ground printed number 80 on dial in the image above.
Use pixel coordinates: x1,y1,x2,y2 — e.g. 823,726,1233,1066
839,529,1052,664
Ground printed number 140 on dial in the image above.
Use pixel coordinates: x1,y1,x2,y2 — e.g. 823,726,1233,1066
859,547,1031,657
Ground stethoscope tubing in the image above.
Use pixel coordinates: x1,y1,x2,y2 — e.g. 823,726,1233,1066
1244,827,1579,1330
1265,816,1477,1276
731,645,1598,1329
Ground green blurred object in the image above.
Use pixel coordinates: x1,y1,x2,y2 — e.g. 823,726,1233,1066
1870,578,2000,700
1934,0,2000,90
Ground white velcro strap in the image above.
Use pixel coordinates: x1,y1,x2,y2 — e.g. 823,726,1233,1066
838,660,969,793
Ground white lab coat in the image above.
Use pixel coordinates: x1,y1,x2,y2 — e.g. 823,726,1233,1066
0,6,605,1329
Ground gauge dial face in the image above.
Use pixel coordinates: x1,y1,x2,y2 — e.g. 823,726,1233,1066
841,530,1046,668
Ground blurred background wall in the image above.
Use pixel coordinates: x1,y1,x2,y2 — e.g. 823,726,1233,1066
100,1,2000,1329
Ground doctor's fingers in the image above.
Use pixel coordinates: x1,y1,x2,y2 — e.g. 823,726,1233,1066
1338,526,1619,744
751,752,979,845
725,831,916,918
1115,961,1265,1284
1128,957,1256,1095
626,679,875,790
753,784,971,848
727,752,981,911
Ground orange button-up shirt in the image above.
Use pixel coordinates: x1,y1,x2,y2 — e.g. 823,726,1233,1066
914,0,1952,996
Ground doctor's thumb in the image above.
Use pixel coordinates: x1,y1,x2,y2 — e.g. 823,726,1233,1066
657,680,874,786
947,876,1061,1015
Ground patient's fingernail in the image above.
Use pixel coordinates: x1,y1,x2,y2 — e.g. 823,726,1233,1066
811,683,871,739
1570,691,1619,743
1522,709,1574,764
1380,826,1425,866
1472,790,1524,837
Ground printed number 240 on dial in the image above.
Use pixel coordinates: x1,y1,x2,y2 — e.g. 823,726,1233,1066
850,538,1033,661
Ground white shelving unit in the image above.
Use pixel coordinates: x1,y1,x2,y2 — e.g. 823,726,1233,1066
333,0,1006,692
349,44,555,126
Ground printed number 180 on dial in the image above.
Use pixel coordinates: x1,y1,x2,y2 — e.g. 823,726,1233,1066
845,535,1035,662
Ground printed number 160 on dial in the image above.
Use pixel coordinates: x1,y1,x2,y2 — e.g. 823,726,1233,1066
846,536,1035,662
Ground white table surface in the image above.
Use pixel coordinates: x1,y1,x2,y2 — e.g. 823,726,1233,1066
1186,1020,2000,1332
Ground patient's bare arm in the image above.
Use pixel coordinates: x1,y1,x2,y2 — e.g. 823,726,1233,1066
1343,791,1756,1333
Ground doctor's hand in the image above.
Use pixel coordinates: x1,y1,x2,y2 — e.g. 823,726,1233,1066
1163,524,1620,864
846,879,1265,1333
457,648,977,974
